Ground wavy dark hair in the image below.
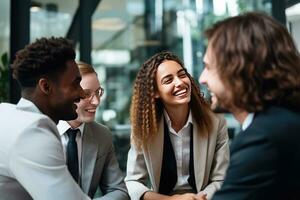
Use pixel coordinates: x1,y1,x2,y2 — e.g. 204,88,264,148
204,12,300,112
130,51,213,150
12,37,75,88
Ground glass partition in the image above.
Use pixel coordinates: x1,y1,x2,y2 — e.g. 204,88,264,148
30,0,78,42
286,3,300,50
0,0,10,102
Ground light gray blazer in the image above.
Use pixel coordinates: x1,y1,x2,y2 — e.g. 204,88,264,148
79,121,129,200
125,114,230,200
0,98,90,200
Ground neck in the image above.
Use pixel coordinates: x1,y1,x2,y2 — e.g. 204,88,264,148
67,120,82,129
22,90,59,124
165,104,189,132
231,108,249,124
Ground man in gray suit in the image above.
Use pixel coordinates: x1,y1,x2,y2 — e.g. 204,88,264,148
0,37,91,199
57,62,129,200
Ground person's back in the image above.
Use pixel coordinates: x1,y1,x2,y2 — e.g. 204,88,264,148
258,107,300,197
224,106,300,199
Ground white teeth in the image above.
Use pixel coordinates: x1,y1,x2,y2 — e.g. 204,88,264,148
174,89,187,96
87,109,96,113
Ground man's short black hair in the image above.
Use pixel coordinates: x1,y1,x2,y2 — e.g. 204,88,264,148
12,37,76,88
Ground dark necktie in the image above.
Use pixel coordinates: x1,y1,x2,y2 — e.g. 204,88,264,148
66,128,79,182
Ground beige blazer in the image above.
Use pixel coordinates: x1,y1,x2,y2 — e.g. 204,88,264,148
125,114,229,200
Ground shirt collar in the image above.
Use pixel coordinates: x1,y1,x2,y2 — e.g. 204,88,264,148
163,109,193,131
17,97,43,114
57,120,85,137
242,113,254,131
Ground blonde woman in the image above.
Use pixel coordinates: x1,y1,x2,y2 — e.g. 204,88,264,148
125,51,229,200
57,62,129,200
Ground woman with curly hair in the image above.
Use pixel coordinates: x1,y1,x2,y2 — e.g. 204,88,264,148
125,51,229,200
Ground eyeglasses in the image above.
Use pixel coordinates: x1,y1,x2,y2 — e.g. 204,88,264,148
83,87,104,100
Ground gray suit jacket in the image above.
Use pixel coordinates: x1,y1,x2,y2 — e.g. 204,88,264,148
79,122,129,200
125,114,230,200
0,98,90,200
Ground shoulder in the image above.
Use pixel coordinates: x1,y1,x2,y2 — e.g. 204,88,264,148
0,105,62,162
243,106,300,144
246,106,300,136
0,102,16,110
84,121,113,141
193,113,228,147
0,103,56,130
207,113,227,137
211,113,227,127
1,102,43,118
231,106,300,154
255,106,299,125
0,104,58,139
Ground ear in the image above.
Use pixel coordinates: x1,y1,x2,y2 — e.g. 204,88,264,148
38,78,52,95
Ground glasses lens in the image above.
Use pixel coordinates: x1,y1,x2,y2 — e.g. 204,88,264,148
98,87,104,97
83,88,104,99
83,89,92,99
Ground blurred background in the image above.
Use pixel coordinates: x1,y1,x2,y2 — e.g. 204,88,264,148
1,0,300,171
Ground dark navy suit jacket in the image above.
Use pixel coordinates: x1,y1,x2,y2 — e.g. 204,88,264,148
212,106,300,200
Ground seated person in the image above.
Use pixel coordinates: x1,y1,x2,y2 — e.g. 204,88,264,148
125,51,230,200
57,62,129,200
199,12,300,200
0,37,90,199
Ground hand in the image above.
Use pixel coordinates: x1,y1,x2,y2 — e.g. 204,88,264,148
169,193,200,200
197,191,207,200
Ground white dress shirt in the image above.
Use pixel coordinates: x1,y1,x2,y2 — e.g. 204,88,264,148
163,110,193,191
57,120,85,178
242,113,254,131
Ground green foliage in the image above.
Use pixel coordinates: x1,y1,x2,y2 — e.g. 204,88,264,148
0,52,9,102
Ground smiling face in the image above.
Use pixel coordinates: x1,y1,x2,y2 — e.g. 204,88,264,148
199,43,232,111
49,60,84,122
155,60,191,108
74,72,101,124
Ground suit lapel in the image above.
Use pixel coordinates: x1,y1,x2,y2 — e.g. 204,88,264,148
193,119,208,192
81,124,98,193
145,118,164,191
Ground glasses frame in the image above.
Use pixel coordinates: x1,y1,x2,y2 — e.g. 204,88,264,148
83,86,104,100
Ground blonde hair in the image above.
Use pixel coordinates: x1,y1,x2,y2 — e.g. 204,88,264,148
76,61,97,76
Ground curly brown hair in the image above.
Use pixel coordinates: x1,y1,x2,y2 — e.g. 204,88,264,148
204,12,300,112
12,37,75,88
130,51,213,150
